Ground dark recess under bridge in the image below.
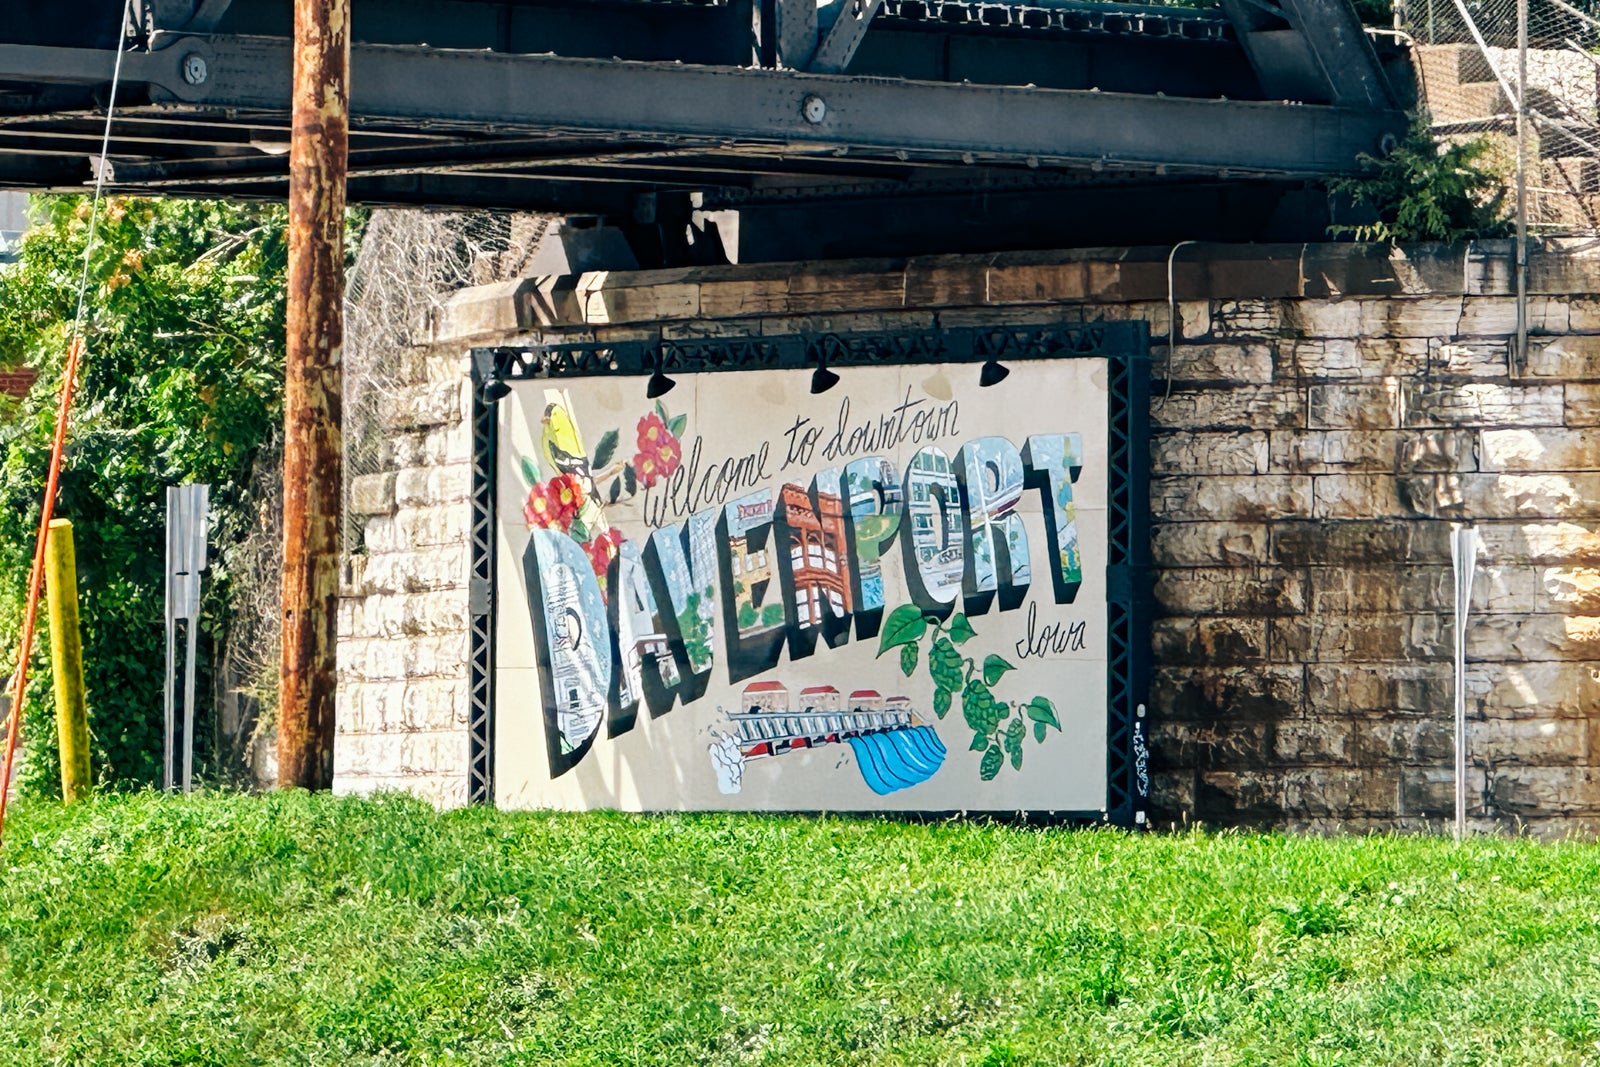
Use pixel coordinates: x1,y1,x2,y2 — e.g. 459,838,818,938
0,0,1411,262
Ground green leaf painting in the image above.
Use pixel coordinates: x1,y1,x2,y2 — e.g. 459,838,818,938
592,428,619,469
520,455,541,485
876,604,927,655
982,654,1015,686
882,602,1064,784
1025,696,1060,731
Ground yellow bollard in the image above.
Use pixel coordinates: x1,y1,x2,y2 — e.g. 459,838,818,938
45,519,90,802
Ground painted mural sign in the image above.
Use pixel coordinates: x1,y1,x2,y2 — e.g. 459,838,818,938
494,359,1112,812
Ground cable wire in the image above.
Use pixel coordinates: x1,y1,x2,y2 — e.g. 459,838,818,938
0,0,134,840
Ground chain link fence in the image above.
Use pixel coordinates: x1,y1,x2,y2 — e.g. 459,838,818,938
1404,0,1600,233
342,209,552,558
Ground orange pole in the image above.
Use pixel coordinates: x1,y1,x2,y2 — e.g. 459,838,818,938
0,334,85,837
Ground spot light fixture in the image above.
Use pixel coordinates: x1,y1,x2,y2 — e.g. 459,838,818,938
979,357,1010,388
646,353,676,399
810,357,840,394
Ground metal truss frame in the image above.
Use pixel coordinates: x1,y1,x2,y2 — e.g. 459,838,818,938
468,320,1151,824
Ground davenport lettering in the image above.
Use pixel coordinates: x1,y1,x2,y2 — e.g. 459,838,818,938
523,432,1087,777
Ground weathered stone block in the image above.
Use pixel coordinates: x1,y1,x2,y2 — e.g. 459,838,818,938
1398,767,1455,818
1152,616,1270,665
1385,297,1468,337
381,379,463,431
1268,429,1475,474
1402,381,1565,429
1522,336,1600,381
1459,295,1570,335
1150,431,1269,476
1278,337,1429,381
1539,565,1600,613
1274,719,1355,765
1153,474,1312,523
358,545,468,595
1357,716,1454,764
1480,428,1600,472
1308,565,1451,614
1475,520,1600,564
1271,520,1420,565
1122,299,1211,342
1281,768,1400,817
1487,766,1600,817
1164,342,1274,384
1210,299,1283,338
1153,385,1305,431
1566,383,1600,426
1471,717,1590,766
1564,293,1600,331
1307,382,1401,430
394,464,471,509
1155,567,1308,616
1465,612,1600,662
1149,719,1274,770
1272,613,1448,664
1457,473,1600,520
1151,522,1269,566
583,281,699,325
986,260,1089,305
1428,338,1512,379
1152,665,1305,721
1311,474,1413,520
1308,663,1451,715
350,472,396,517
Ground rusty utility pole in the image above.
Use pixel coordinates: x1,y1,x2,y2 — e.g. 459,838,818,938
279,0,349,790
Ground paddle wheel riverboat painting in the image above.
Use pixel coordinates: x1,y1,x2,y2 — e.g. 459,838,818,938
710,681,948,796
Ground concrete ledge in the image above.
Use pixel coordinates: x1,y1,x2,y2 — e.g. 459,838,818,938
436,240,1600,331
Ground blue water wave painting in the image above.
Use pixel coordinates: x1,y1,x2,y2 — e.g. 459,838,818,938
847,726,948,795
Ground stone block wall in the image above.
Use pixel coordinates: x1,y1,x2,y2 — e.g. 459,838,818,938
335,336,476,807
1150,296,1600,835
336,239,1600,834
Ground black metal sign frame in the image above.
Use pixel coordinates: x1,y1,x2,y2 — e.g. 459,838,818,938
468,321,1150,824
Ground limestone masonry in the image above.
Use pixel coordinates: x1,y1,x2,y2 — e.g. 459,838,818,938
336,240,1600,836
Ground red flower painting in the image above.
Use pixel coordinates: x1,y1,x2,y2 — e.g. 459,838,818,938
523,472,586,532
631,411,683,488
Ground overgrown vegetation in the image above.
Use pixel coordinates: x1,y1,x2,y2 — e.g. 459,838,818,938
1328,119,1512,243
0,197,290,790
4,792,1600,1065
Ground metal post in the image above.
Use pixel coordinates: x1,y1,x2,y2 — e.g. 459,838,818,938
279,0,349,791
1450,525,1479,842
1515,0,1529,374
164,484,209,792
45,520,90,802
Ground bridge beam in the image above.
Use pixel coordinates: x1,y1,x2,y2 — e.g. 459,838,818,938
0,37,1407,179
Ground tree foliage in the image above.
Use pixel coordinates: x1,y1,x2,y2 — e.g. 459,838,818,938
1328,120,1511,243
0,196,289,791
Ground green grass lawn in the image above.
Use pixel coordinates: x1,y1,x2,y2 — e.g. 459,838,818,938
3,792,1600,1065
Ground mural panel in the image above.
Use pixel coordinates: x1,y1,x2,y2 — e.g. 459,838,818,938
494,359,1114,812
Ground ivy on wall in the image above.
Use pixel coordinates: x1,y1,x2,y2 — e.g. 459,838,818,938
0,196,289,791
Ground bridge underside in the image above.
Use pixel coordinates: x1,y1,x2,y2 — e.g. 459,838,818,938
0,0,1411,262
